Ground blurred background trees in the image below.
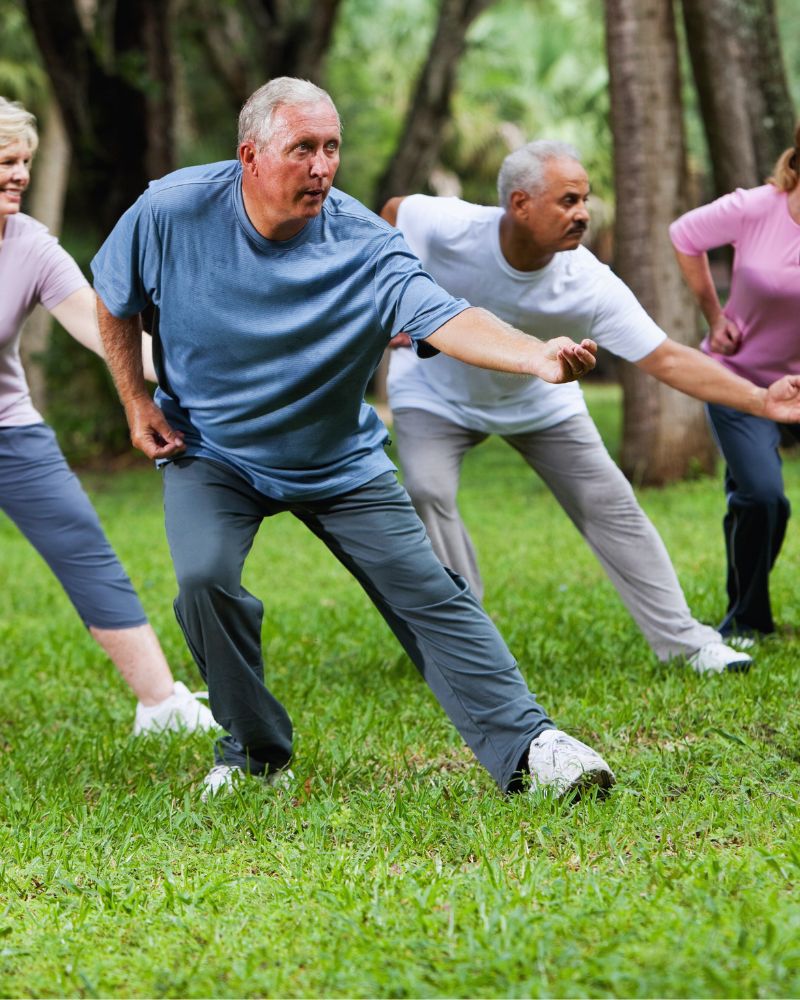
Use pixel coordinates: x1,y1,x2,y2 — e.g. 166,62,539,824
1,0,798,479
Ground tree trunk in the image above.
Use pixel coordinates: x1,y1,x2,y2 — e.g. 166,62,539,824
372,0,494,210
20,99,71,414
23,0,177,236
605,0,716,485
681,0,794,195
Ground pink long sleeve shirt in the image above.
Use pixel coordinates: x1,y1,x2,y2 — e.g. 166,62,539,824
669,184,800,388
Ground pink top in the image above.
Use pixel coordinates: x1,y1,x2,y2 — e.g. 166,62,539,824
669,185,800,388
0,212,87,426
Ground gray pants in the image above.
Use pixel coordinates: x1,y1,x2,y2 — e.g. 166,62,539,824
393,409,720,662
0,423,146,629
162,458,553,790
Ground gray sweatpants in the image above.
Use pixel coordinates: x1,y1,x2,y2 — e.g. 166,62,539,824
393,408,720,662
162,458,553,790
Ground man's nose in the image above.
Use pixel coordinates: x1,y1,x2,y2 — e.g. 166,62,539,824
310,151,331,176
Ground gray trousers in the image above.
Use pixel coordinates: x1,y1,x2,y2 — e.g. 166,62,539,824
393,409,720,662
0,423,147,629
162,458,553,790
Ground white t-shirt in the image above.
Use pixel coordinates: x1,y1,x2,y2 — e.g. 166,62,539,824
388,195,667,434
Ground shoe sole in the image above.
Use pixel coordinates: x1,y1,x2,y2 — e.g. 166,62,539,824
725,659,752,674
563,767,616,802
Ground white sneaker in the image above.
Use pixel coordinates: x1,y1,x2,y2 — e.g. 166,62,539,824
687,641,752,675
133,681,219,735
201,764,244,800
724,634,757,652
528,728,615,799
200,764,294,802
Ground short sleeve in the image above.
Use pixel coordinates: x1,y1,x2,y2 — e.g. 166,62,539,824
395,194,441,262
91,190,162,317
35,236,88,311
371,229,470,355
669,188,749,255
590,264,667,362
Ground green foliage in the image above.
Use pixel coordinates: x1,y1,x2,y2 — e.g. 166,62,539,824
329,0,611,206
1,386,800,996
777,0,800,109
0,0,46,105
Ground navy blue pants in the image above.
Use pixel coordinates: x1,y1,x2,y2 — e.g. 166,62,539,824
0,423,147,629
707,403,800,636
162,458,552,790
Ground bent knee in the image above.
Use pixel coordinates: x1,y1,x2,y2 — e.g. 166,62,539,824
731,484,789,513
403,474,459,516
174,554,240,598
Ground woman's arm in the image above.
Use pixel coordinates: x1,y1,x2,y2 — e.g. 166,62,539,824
672,249,742,356
49,286,158,381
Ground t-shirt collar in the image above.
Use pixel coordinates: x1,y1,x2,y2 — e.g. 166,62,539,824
232,166,322,250
491,215,560,282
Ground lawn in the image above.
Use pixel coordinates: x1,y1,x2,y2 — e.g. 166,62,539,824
1,383,799,998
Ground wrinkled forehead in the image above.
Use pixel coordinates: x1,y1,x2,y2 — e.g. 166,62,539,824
268,100,341,144
540,157,589,193
0,137,33,156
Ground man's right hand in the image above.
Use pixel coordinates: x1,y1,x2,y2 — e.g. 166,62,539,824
708,316,742,356
126,395,185,459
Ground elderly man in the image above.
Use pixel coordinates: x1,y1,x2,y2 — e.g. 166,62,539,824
91,79,613,800
382,141,800,675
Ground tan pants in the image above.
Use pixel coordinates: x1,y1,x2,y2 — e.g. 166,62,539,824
393,409,720,662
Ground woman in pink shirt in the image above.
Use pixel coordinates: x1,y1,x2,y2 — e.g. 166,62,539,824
0,97,216,736
670,124,800,641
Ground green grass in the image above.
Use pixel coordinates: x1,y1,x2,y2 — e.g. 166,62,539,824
1,383,799,998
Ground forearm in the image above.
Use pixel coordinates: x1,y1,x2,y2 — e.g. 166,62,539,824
424,307,596,384
427,307,540,373
638,340,766,416
673,250,723,326
95,295,184,458
95,296,149,414
53,289,158,381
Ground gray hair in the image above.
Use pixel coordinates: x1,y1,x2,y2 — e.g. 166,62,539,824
238,77,340,149
497,140,581,207
0,97,39,153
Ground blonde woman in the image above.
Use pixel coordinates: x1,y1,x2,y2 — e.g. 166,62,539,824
0,97,215,735
671,124,800,642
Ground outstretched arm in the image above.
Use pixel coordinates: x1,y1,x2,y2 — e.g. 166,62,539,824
425,307,597,384
380,197,404,226
95,295,185,459
637,338,800,423
50,286,158,381
673,249,742,355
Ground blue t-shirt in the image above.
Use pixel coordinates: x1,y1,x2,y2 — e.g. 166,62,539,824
91,160,469,500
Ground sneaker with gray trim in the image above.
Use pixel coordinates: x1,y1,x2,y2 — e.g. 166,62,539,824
687,640,752,675
133,681,219,735
528,728,615,799
200,763,294,801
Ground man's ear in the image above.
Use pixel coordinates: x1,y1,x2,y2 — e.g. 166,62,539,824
508,189,530,219
238,142,257,172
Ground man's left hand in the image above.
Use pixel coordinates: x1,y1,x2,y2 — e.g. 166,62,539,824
535,337,598,384
764,375,800,423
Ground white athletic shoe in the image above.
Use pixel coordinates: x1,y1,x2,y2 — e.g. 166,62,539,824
133,681,219,736
724,634,758,652
687,640,752,675
528,728,615,799
200,763,294,802
201,764,244,800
